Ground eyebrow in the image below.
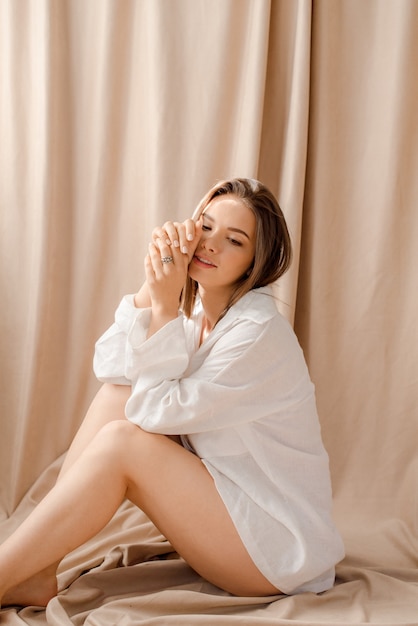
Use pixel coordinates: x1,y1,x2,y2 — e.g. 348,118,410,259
203,212,251,240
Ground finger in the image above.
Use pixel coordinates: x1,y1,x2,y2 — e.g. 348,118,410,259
185,219,203,262
154,238,178,268
144,251,156,285
163,221,190,254
194,217,203,238
151,226,168,243
148,242,166,277
162,222,180,248
184,218,196,242
172,222,190,255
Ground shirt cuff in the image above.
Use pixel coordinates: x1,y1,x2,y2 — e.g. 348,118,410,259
114,294,151,336
126,314,188,381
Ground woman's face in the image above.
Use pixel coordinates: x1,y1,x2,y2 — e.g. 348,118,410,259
188,195,256,295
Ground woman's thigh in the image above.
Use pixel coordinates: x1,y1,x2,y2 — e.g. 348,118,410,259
59,383,131,477
121,425,280,597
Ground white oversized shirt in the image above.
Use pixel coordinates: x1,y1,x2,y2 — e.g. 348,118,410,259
93,286,345,594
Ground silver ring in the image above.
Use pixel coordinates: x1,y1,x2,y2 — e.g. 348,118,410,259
161,256,174,264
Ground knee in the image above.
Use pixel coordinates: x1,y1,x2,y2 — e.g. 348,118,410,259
95,420,161,454
97,419,142,445
93,421,166,473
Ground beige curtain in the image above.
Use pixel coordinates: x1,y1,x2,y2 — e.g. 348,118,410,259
1,0,417,623
295,0,418,565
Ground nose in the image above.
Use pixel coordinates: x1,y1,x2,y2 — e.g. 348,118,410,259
200,232,219,253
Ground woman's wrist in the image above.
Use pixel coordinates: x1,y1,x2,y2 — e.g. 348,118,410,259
134,282,151,308
147,308,179,338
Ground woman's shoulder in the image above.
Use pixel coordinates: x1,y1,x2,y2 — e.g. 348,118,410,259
231,288,305,357
232,286,290,327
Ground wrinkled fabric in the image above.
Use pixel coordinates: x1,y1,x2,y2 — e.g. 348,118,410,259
1,0,418,623
94,288,344,593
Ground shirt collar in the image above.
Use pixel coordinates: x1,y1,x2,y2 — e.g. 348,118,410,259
193,285,278,327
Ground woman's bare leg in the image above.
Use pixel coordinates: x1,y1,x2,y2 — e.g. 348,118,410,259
0,421,279,607
4,384,181,605
59,383,131,478
0,384,131,607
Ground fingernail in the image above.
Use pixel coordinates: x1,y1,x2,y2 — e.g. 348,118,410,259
166,238,171,245
182,246,188,254
174,240,180,247
187,234,193,241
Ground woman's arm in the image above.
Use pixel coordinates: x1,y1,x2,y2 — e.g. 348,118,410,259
94,218,201,381
123,311,310,435
134,218,200,311
133,281,151,308
145,219,201,338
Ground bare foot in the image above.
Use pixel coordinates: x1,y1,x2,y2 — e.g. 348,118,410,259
1,566,58,608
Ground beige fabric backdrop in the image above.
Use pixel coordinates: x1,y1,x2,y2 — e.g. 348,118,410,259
1,0,417,624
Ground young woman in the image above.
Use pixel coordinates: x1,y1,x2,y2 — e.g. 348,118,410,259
0,178,344,608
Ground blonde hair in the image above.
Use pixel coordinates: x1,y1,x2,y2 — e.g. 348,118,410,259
182,178,292,320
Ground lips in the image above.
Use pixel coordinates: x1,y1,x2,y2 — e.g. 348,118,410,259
193,255,217,268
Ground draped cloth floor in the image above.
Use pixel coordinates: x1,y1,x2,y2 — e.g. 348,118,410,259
1,1,417,624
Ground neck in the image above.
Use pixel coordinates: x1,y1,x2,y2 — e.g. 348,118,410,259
198,286,231,331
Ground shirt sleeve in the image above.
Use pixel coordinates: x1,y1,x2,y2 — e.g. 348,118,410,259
93,294,151,385
124,311,312,436
93,294,190,386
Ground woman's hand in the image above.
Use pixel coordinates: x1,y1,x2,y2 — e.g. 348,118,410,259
152,218,202,263
145,237,188,317
144,219,202,337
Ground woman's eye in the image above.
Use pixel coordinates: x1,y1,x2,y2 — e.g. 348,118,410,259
229,238,242,246
202,224,211,231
